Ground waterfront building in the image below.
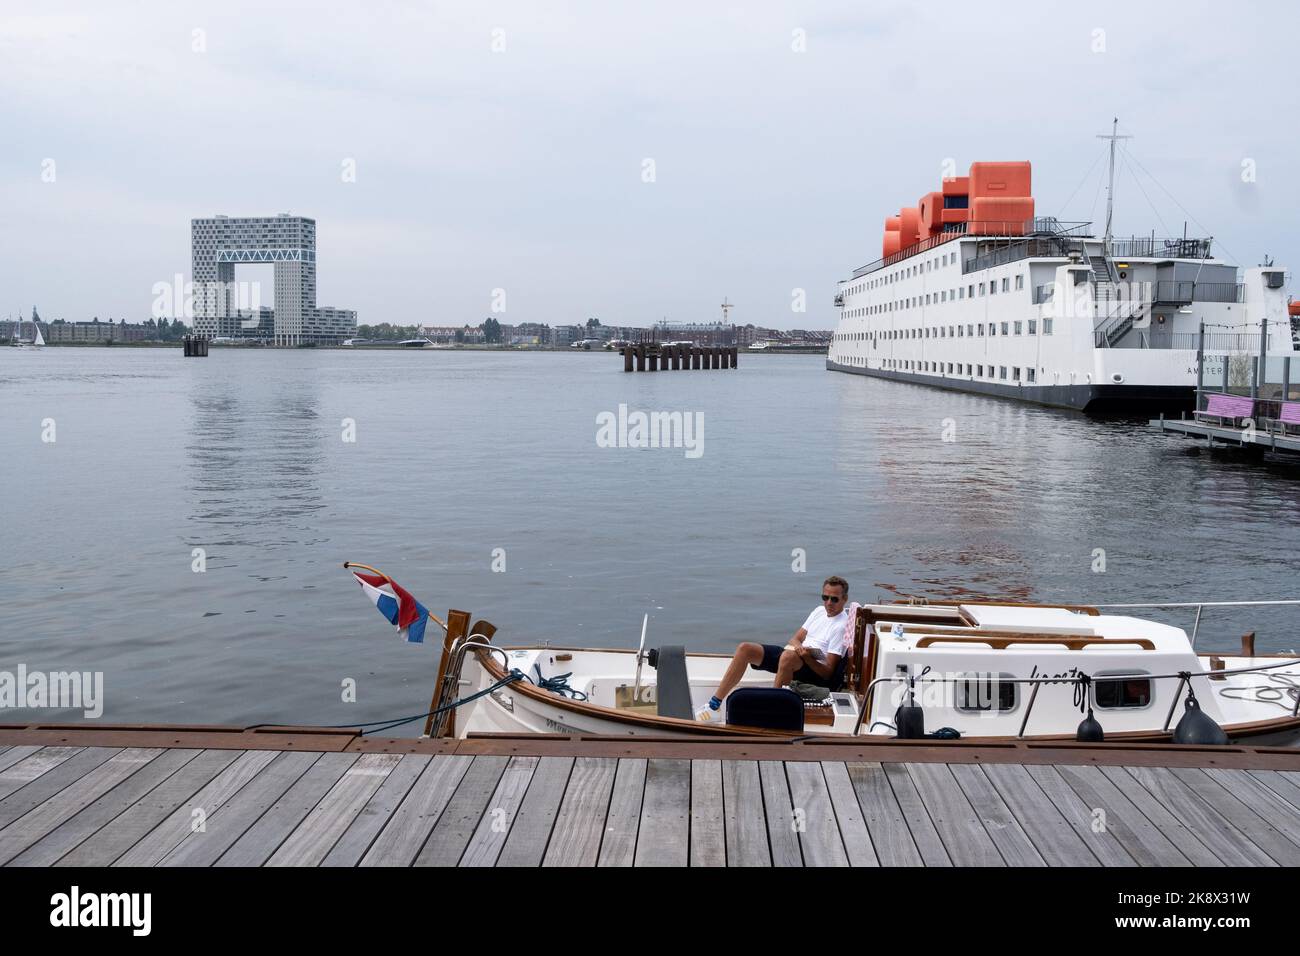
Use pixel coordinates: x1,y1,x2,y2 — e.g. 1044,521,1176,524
191,214,357,346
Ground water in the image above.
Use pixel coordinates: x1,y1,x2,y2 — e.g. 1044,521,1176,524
3,347,1300,731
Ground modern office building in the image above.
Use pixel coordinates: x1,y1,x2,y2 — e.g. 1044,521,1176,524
191,214,357,345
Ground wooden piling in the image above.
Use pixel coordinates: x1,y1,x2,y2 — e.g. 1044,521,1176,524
636,345,646,372
624,347,633,372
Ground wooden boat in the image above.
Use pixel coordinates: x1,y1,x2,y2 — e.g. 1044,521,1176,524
422,599,1300,745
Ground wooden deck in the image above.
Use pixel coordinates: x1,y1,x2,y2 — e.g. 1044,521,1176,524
2,726,1300,866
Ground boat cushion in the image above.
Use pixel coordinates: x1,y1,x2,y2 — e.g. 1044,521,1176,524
726,688,805,732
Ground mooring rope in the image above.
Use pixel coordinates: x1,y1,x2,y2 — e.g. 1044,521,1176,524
243,669,526,736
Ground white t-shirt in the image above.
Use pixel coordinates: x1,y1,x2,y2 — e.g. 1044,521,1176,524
800,606,849,662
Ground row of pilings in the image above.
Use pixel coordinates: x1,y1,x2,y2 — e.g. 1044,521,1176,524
621,343,737,372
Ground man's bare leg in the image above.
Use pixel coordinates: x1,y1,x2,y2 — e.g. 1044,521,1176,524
711,642,764,701
774,649,801,688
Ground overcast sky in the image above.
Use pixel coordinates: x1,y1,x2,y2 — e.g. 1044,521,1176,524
2,0,1296,330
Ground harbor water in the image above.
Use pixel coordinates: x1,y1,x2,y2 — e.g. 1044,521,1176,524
2,347,1299,730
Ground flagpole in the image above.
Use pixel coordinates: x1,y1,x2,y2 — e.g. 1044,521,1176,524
343,562,448,632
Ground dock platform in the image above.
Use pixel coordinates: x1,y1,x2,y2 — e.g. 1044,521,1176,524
2,724,1300,866
1151,415,1300,455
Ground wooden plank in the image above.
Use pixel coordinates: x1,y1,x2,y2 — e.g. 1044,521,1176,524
0,747,120,831
634,758,691,867
1053,763,1193,867
786,761,849,867
0,747,84,802
1096,765,1226,867
721,760,769,867
0,746,41,775
110,749,280,866
758,759,802,867
459,756,538,868
1170,767,1300,865
6,749,201,867
1019,764,1134,866
596,758,645,867
1120,766,1276,866
980,764,1101,866
217,753,365,867
1210,768,1300,836
847,762,924,866
267,753,398,867
320,754,431,867
360,754,471,866
498,756,574,867
905,763,1003,866
689,760,725,867
820,762,878,867
543,757,617,867
414,755,509,867
1248,769,1300,812
0,748,162,865
881,763,951,866
55,749,242,867
157,751,321,866
947,763,1044,867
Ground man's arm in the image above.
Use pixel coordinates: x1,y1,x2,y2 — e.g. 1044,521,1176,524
796,652,840,681
784,628,808,652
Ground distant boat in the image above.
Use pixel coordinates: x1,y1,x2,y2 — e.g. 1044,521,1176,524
11,316,43,349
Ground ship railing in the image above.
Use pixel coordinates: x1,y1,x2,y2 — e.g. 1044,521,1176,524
1110,236,1213,259
850,219,1092,280
851,598,1300,737
852,655,1300,737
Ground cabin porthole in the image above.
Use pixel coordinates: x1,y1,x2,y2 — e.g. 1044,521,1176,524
1111,373,1124,384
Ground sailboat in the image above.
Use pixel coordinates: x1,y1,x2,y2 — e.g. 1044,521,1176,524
11,308,43,349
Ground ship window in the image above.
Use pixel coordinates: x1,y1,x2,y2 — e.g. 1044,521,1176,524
989,324,996,336
1013,367,1021,381
999,366,1007,380
1002,278,1010,292
1094,672,1153,710
968,284,974,297
977,364,984,376
1027,368,1036,383
1001,322,1009,335
990,282,997,295
957,673,1017,713
1014,321,1023,335
1015,274,1024,290
966,364,972,375
979,323,985,336
967,324,973,335
979,283,985,295
1028,319,1037,334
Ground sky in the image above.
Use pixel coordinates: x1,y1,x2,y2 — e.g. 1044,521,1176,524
1,0,1296,331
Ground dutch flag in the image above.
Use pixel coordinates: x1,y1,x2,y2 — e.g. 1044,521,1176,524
351,570,431,644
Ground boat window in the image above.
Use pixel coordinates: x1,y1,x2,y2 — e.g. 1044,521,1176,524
956,673,1017,713
1094,672,1153,709
1027,368,1036,383
1044,319,1054,334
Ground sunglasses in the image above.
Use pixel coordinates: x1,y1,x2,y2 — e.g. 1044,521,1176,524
821,594,843,603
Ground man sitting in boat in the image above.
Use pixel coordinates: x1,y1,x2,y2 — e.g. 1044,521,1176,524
695,576,851,722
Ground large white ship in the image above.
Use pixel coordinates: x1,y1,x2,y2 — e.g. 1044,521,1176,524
828,137,1295,412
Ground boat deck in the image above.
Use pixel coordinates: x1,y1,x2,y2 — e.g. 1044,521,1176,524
2,724,1300,866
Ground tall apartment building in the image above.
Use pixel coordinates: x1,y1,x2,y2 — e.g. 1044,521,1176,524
191,214,356,345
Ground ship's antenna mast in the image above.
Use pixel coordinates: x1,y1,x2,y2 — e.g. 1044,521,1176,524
1096,117,1132,259
720,298,734,324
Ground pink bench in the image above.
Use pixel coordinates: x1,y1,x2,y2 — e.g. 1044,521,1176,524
1275,401,1300,433
1195,393,1255,424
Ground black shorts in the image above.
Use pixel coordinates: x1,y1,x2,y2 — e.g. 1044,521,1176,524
752,643,829,687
